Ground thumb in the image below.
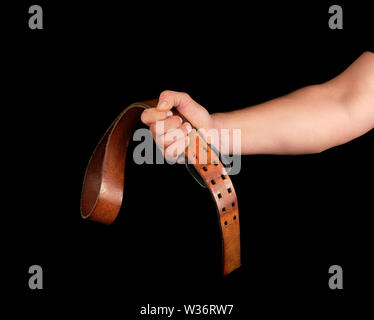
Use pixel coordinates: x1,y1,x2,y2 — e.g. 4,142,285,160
157,90,212,129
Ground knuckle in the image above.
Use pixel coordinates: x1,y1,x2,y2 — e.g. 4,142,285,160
175,128,186,139
181,126,189,136
165,116,182,130
160,90,173,100
179,92,192,104
166,128,183,142
140,110,149,123
154,120,167,135
177,126,186,137
180,92,190,100
173,116,183,125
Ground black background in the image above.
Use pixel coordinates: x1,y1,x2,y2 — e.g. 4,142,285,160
6,1,374,318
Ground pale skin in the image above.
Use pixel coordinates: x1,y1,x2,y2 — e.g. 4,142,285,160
141,52,374,159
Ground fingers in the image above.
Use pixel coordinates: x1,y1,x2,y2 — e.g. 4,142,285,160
150,116,183,136
162,122,192,148
164,136,190,163
153,121,192,149
157,90,212,129
141,108,173,125
157,90,192,111
142,104,192,155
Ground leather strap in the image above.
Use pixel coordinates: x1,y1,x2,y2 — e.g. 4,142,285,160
80,99,241,276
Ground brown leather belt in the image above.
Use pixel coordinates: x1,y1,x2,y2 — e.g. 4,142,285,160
80,99,241,276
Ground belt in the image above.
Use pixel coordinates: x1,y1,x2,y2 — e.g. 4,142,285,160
80,99,241,276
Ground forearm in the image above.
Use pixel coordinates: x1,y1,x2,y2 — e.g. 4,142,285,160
212,52,374,155
212,84,354,155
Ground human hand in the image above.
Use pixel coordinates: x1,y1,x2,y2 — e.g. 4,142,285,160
141,90,213,161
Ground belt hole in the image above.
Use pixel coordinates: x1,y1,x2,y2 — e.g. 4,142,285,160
221,174,226,180
203,166,208,172
233,215,237,220
232,202,235,207
217,193,222,199
211,179,216,185
193,154,197,159
222,207,226,212
227,187,232,193
203,146,208,152
212,161,218,166
224,221,228,226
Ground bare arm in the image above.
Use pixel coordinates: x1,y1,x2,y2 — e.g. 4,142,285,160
141,52,374,158
213,51,374,154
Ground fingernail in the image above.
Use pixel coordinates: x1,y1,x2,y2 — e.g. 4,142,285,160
158,100,168,109
184,122,192,133
166,111,173,117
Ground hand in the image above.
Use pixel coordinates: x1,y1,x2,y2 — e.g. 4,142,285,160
141,90,213,161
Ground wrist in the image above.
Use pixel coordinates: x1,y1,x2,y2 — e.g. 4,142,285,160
207,113,233,154
210,112,226,130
